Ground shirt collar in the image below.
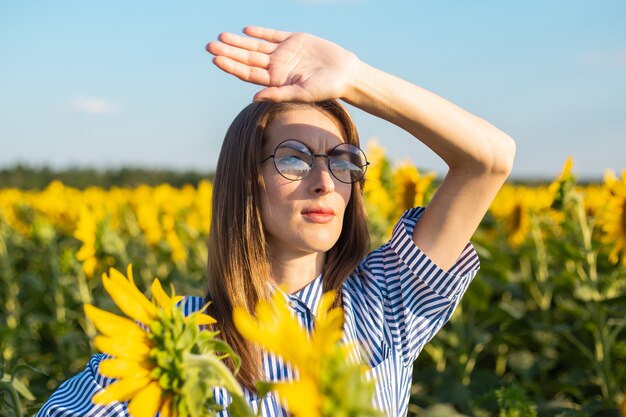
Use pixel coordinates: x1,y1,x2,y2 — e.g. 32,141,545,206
271,273,324,315
292,273,323,315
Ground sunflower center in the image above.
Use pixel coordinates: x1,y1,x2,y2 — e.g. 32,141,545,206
402,182,416,210
149,308,189,394
510,204,522,232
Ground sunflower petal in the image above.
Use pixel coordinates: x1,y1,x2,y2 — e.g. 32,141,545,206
233,305,282,355
103,268,157,325
126,264,137,289
315,307,343,337
92,375,152,404
316,291,336,319
127,381,162,417
94,335,151,360
233,307,262,342
313,292,344,350
160,396,173,417
109,268,157,318
151,278,172,309
99,358,151,379
275,378,320,417
84,304,147,340
189,312,217,326
234,295,312,368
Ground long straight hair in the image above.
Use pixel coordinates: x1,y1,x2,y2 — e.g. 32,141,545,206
206,100,369,391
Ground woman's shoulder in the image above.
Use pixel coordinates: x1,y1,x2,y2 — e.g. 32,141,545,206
342,208,427,292
343,205,479,292
354,206,427,270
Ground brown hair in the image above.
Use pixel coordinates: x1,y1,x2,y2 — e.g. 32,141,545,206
206,100,369,391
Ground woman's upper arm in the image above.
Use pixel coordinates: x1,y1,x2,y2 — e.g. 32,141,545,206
344,61,517,270
412,160,514,271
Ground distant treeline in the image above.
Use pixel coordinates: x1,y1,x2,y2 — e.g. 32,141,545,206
0,164,599,190
0,165,215,190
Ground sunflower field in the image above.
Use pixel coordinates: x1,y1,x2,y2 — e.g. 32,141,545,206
1,142,625,417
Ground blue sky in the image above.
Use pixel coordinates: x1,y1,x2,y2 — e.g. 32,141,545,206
1,1,625,180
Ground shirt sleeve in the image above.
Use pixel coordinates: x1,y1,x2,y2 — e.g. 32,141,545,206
360,206,480,366
35,354,128,417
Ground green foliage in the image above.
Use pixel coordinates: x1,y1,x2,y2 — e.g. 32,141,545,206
318,347,382,417
406,180,625,416
0,358,43,417
495,385,536,417
0,165,213,190
1,169,625,416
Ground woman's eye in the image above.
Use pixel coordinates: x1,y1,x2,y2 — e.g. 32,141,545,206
281,155,307,164
276,155,311,170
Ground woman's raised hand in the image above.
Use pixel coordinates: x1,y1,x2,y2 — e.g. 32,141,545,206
206,26,361,103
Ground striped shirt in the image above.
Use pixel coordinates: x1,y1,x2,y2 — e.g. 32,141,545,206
36,207,479,417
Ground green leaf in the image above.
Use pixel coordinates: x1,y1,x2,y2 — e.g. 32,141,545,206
0,374,34,401
228,394,256,417
254,381,274,400
420,404,470,417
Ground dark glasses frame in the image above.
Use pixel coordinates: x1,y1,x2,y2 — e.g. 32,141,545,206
260,139,370,184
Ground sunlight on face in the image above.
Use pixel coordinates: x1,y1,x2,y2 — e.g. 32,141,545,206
259,107,352,258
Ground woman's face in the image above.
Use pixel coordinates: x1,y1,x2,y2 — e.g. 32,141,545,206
259,107,352,258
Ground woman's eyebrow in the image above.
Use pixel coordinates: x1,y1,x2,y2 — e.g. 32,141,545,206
329,148,351,156
277,141,310,153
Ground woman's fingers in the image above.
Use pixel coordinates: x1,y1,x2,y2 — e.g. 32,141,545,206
243,26,291,44
207,26,330,102
212,56,271,86
254,85,317,103
217,31,277,55
206,41,270,69
254,86,308,103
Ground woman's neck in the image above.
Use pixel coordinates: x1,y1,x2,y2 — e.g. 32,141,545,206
268,250,325,294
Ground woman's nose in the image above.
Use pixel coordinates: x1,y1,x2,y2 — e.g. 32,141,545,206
308,157,335,195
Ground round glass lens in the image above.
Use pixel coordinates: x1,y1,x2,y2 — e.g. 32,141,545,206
328,143,368,183
273,140,314,180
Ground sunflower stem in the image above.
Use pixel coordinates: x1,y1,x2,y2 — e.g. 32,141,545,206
0,224,19,360
573,191,616,403
0,379,24,417
48,237,66,323
573,192,598,284
184,353,244,397
77,269,97,342
530,214,551,312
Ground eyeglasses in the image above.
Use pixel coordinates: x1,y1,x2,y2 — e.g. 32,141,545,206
261,139,369,184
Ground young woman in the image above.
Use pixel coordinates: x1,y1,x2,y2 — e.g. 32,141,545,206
36,26,515,417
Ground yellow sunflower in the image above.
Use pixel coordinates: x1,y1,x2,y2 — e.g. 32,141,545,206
391,162,435,219
74,206,100,278
582,184,607,218
506,200,532,248
548,157,575,210
363,139,393,222
598,169,626,266
233,291,381,417
490,185,533,248
84,265,243,417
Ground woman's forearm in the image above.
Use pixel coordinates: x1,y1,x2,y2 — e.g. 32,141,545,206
343,61,516,177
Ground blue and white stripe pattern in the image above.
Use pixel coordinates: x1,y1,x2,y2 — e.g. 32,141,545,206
36,207,479,417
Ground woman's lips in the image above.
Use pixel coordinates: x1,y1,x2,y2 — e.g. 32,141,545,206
301,207,336,224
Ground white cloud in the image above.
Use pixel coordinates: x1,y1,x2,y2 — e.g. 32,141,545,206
70,95,121,115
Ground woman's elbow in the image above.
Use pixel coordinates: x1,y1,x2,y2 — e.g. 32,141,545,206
491,133,516,177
